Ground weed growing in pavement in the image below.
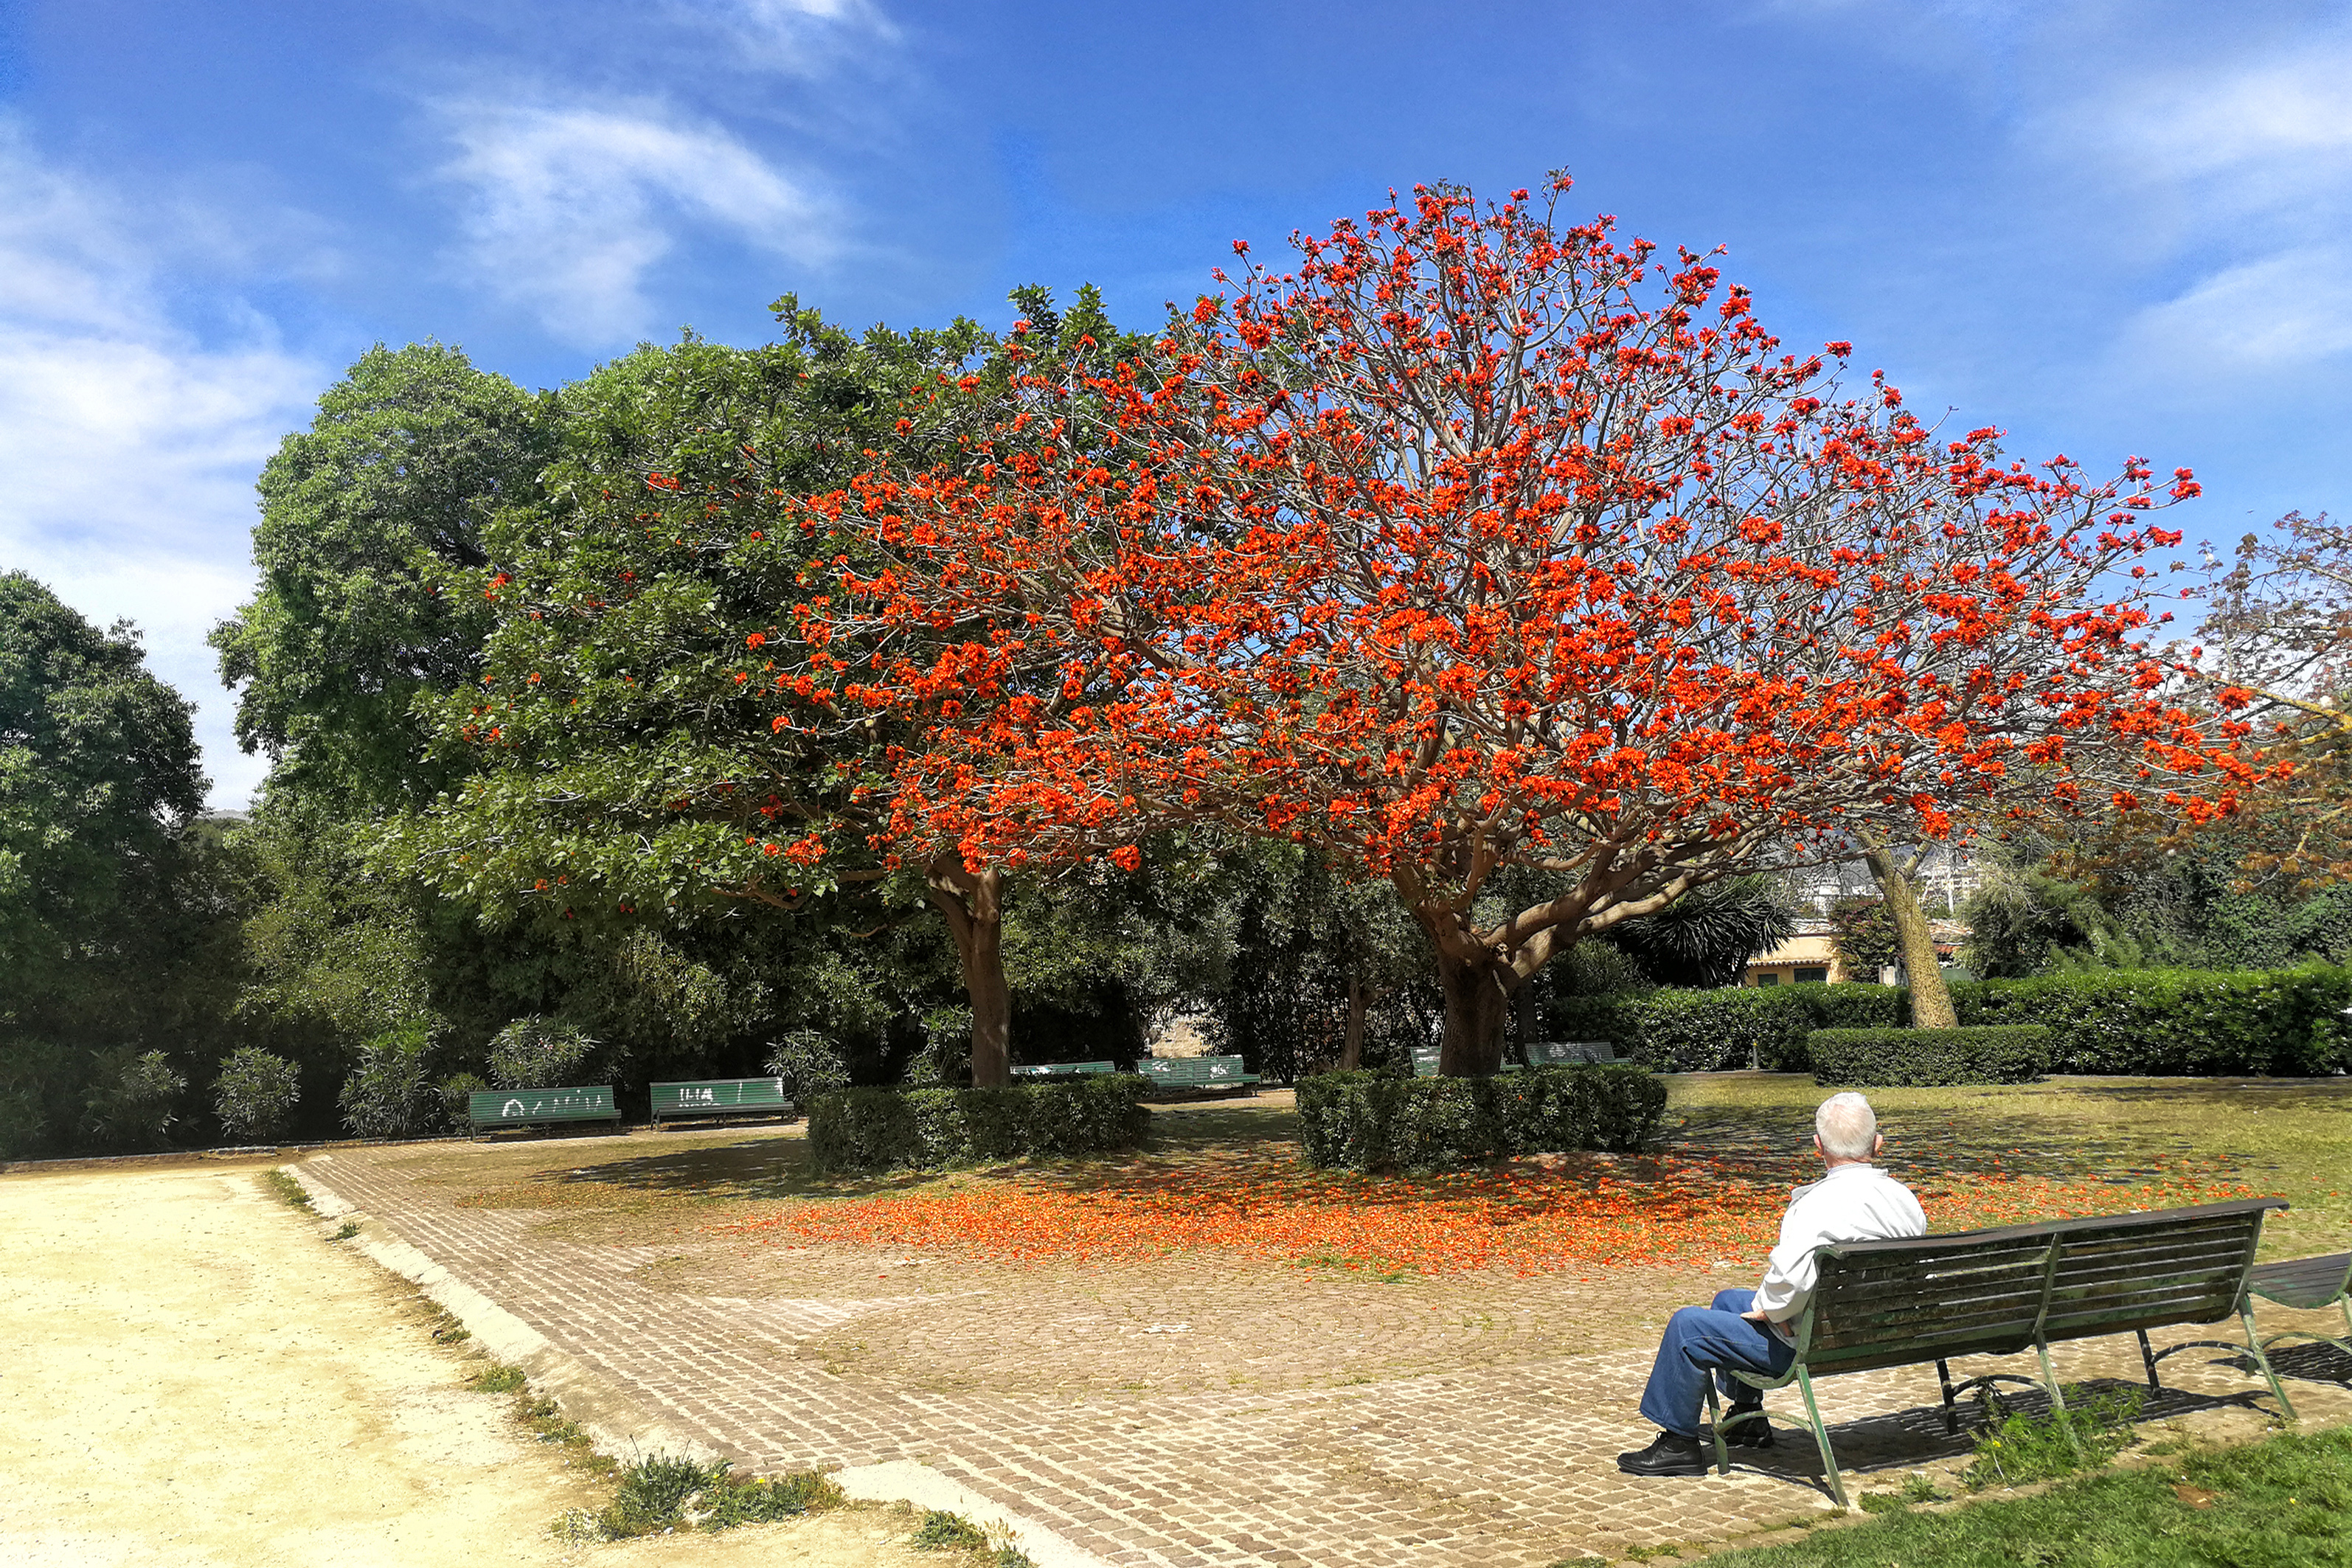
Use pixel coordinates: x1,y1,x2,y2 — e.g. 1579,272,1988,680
262,1168,313,1211
469,1363,528,1394
1963,1386,2144,1491
909,1509,1038,1567
1859,1474,1952,1513
333,1219,361,1240
550,1452,847,1541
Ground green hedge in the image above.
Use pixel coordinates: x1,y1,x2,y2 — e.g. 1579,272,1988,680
1808,1026,2053,1087
808,1076,1151,1173
1294,1064,1667,1173
1554,965,2352,1077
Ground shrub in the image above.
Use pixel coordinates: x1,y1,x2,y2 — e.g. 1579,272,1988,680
79,1047,187,1151
487,1016,597,1089
1550,963,2352,1077
1808,1026,2051,1087
763,1030,849,1104
808,1075,1151,1173
339,1021,434,1139
1294,1064,1667,1172
212,1047,300,1142
1957,965,2352,1076
438,1072,486,1131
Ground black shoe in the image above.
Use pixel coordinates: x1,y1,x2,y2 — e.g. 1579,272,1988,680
1617,1430,1710,1477
1719,1406,1775,1449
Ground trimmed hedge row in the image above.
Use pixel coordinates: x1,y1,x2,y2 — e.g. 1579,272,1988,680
1295,1064,1668,1173
1808,1026,2053,1087
808,1076,1151,1173
1555,965,2352,1076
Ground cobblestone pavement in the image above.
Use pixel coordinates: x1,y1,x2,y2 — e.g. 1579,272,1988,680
303,1137,2352,1567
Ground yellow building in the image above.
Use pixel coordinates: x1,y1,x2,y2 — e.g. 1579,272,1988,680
1744,919,1967,988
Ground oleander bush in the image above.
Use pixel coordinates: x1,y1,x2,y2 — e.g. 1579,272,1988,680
808,1075,1151,1173
1808,1025,2052,1087
211,1047,300,1142
1553,964,2352,1077
1294,1063,1668,1172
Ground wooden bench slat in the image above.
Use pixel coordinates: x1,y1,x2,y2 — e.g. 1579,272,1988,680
468,1086,620,1131
649,1078,793,1127
2249,1252,2352,1309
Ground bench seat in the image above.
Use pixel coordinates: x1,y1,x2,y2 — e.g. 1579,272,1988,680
1708,1197,2292,1508
1009,1061,1116,1078
1136,1056,1258,1095
468,1086,620,1134
2249,1249,2352,1366
650,1078,793,1129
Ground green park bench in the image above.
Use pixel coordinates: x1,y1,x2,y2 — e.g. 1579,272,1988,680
1008,1061,1116,1078
1136,1055,1259,1095
649,1076,793,1130
1705,1197,2293,1508
2249,1248,2352,1365
468,1085,621,1135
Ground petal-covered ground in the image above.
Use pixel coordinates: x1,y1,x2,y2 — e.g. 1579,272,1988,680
709,1151,2262,1277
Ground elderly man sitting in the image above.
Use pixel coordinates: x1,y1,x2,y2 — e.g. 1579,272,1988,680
1617,1091,1926,1477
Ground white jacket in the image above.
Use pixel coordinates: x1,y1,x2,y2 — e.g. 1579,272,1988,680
1753,1162,1928,1340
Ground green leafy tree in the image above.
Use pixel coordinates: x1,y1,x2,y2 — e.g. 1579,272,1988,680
1828,895,1902,980
1597,874,1799,988
212,1047,300,1141
0,575,217,1154
211,342,550,810
384,294,1138,1087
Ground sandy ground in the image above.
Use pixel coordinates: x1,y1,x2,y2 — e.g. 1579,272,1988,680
0,1162,943,1568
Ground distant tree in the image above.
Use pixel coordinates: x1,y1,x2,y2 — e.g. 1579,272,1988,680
1828,896,1901,981
211,342,550,810
0,574,217,1154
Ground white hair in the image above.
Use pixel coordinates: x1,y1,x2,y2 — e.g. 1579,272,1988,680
1815,1092,1879,1160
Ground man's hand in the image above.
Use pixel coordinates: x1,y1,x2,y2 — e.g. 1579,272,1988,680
1741,1309,1769,1322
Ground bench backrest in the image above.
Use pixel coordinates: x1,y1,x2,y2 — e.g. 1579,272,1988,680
650,1078,788,1115
1409,1046,1441,1078
1009,1061,1115,1076
469,1086,617,1125
1138,1055,1249,1083
1526,1040,1617,1066
1797,1198,2280,1374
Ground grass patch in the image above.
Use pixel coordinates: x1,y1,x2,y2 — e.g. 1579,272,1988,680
333,1218,361,1240
1858,1474,1952,1513
1698,1422,2352,1567
1961,1387,2144,1491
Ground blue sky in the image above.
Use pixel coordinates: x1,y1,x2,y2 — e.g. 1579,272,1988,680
3,0,2348,806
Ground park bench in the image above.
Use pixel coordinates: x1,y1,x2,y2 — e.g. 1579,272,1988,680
1008,1061,1116,1078
1136,1055,1259,1095
1706,1197,2294,1508
2249,1248,2352,1366
649,1077,793,1130
1526,1039,1620,1066
468,1085,621,1135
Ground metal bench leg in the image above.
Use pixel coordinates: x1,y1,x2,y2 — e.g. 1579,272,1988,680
1703,1383,1731,1476
2136,1329,2162,1391
1796,1367,1850,1510
2243,1304,2297,1423
1935,1359,1960,1435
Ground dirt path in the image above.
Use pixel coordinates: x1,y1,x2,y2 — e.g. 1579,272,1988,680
0,1163,939,1567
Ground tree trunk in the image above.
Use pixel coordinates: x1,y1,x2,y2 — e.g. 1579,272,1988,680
1432,943,1510,1076
1341,976,1367,1071
924,855,1013,1087
1859,843,1957,1030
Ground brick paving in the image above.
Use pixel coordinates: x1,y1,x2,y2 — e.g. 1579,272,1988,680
302,1137,2352,1567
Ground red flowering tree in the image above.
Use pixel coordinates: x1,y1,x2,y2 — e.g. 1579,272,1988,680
814,178,2260,1072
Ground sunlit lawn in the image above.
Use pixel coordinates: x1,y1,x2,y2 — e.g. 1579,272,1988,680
450,1074,2352,1277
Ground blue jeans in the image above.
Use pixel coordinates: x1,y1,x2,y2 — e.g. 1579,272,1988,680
1637,1288,1797,1437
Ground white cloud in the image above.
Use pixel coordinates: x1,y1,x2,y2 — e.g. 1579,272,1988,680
440,99,831,347
678,0,895,73
2078,44,2352,197
2122,245,2352,373
0,126,326,809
